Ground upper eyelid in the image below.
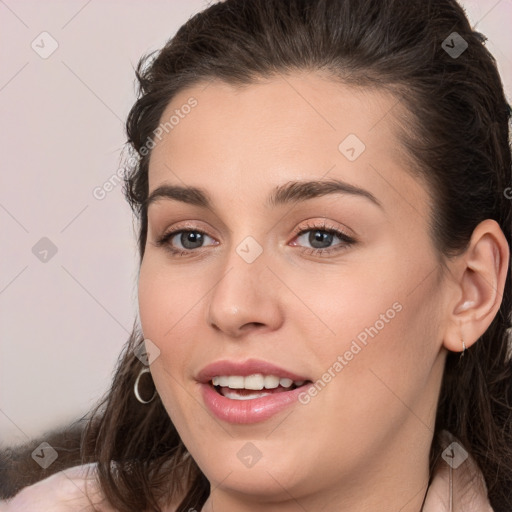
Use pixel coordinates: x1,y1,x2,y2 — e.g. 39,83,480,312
159,220,351,238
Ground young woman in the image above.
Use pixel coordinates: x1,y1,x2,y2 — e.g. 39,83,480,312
1,0,511,510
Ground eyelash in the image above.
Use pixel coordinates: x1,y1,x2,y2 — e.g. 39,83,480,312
155,221,356,258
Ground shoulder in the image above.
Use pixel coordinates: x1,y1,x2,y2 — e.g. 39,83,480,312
0,463,117,512
1,462,185,512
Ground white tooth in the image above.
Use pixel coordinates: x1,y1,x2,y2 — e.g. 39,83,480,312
263,375,280,389
213,374,300,390
244,374,265,390
218,376,230,387
223,390,272,400
227,376,245,389
279,377,293,388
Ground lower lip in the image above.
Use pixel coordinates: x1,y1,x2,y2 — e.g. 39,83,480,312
200,383,309,424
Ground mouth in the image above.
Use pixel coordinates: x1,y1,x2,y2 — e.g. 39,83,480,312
196,359,314,424
209,374,311,400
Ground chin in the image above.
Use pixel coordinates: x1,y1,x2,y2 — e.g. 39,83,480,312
192,445,317,500
206,467,303,502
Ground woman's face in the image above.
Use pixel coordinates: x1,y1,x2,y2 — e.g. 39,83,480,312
138,72,449,508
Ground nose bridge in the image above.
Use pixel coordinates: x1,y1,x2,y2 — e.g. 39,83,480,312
206,233,283,335
210,234,267,309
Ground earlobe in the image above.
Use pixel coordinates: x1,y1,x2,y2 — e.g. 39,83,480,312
442,219,509,354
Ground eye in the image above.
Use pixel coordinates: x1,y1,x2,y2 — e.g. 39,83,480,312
154,221,356,258
291,221,356,256
155,228,217,256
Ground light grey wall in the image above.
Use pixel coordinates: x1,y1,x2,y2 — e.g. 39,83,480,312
1,0,511,446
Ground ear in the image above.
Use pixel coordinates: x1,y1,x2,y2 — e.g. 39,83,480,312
442,219,510,353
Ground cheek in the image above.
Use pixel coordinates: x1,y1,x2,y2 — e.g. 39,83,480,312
137,260,189,389
321,266,442,424
298,243,442,408
289,255,407,356
288,271,441,476
138,257,159,332
137,256,209,412
137,256,199,341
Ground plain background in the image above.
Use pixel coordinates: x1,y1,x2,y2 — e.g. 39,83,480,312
1,0,511,446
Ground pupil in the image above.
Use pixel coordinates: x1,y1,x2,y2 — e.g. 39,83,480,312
310,230,332,249
182,232,203,249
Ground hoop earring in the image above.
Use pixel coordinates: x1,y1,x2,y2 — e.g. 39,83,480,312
134,368,157,404
460,336,467,360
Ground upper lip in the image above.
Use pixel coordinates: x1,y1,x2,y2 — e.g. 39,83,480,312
196,358,311,384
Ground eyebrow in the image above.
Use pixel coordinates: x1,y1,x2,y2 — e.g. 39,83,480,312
146,178,383,210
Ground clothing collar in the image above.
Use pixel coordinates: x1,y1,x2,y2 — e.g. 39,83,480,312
423,431,494,511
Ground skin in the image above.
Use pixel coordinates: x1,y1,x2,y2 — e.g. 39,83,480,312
137,71,509,512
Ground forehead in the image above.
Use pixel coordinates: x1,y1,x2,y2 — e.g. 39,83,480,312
147,72,429,219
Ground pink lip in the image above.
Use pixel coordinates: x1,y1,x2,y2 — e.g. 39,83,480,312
200,383,310,424
196,359,311,424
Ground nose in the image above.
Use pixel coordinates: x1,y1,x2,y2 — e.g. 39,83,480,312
206,250,284,339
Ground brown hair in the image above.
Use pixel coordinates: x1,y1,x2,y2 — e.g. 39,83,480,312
3,0,510,510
